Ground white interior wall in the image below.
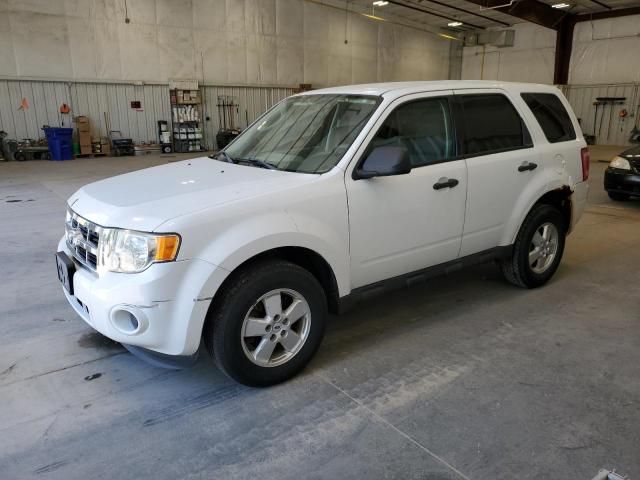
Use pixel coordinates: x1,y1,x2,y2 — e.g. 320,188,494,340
460,15,640,87
570,14,640,85
461,23,556,84
0,0,450,87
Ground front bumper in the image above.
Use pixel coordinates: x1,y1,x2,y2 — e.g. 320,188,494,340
58,237,227,356
604,168,640,196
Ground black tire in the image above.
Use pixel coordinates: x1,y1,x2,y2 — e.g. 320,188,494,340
204,260,327,387
501,204,566,289
14,152,26,161
608,191,630,201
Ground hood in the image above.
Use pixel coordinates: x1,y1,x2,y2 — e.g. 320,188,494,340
69,157,317,231
620,145,640,160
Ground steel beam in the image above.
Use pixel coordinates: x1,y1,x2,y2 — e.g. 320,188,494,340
554,17,574,85
574,6,640,21
462,0,566,29
386,0,485,29
414,0,511,26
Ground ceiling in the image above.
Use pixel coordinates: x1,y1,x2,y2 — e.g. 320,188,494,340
347,0,640,31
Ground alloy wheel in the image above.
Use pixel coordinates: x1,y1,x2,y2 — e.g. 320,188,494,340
529,222,559,274
240,289,311,367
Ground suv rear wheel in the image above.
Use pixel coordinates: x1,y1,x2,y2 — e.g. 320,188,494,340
204,260,327,387
501,204,566,288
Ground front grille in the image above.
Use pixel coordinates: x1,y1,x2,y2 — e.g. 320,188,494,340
66,210,102,271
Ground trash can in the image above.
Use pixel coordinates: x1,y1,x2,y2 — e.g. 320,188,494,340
43,127,73,161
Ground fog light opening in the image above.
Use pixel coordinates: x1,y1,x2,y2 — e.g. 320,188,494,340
110,308,146,335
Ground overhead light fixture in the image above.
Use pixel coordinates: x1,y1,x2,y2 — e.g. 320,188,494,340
551,2,571,8
439,33,462,41
447,21,463,27
362,13,386,21
373,1,388,5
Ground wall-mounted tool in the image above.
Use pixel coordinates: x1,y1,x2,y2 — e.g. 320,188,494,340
594,97,626,143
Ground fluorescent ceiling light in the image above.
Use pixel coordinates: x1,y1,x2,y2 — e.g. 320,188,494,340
439,33,462,41
373,1,388,6
362,13,386,21
551,3,570,8
447,21,463,27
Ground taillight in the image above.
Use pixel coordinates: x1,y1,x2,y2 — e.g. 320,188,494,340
580,147,590,181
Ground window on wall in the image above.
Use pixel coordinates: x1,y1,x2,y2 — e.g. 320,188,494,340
521,93,576,143
369,97,455,167
458,94,532,157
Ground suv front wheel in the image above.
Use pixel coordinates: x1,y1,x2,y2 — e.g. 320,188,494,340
205,260,327,387
501,204,566,288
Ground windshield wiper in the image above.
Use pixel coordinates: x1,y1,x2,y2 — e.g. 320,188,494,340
210,152,277,170
237,158,278,170
210,151,236,164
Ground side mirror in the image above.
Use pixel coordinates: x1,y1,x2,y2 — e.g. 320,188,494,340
354,146,412,180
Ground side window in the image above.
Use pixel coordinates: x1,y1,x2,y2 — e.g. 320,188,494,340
458,94,532,157
369,97,455,167
521,92,576,143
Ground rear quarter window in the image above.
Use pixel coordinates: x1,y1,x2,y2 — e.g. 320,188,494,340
521,93,576,143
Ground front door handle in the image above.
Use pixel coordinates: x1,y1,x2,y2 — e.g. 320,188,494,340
433,177,459,190
518,161,538,172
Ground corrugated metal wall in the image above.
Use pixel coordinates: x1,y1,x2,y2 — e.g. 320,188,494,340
8,79,637,147
0,80,294,149
201,85,293,149
563,83,639,146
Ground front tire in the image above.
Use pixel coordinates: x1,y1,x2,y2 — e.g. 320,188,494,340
501,204,566,288
204,260,327,387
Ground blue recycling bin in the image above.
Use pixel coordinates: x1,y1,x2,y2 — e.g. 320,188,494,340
43,127,74,161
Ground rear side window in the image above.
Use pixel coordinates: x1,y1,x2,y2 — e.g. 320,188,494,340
457,94,532,157
521,93,576,143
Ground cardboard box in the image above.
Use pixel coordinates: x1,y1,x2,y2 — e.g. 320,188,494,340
80,144,92,155
75,116,91,133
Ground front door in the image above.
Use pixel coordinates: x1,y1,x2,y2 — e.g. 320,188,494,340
346,92,468,289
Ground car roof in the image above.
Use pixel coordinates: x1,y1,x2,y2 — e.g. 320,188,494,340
297,80,561,100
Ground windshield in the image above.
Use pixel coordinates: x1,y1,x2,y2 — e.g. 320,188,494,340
223,94,380,174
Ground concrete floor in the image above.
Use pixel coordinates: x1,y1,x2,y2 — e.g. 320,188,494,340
1,146,639,479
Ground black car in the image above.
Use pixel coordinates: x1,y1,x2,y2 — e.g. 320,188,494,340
604,145,640,201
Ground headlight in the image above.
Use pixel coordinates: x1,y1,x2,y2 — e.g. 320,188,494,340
610,156,631,170
98,229,180,273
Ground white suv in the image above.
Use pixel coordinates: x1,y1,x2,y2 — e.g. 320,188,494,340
56,81,590,386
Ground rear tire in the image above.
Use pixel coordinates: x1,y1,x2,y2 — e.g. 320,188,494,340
204,260,327,387
608,191,630,201
501,204,566,289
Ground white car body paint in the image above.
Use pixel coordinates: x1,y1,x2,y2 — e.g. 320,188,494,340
59,81,588,357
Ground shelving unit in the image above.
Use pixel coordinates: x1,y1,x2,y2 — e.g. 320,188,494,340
170,86,204,153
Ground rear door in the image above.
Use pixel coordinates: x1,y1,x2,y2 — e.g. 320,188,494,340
453,89,543,256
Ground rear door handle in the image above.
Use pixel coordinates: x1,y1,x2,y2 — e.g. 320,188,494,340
433,178,459,190
518,161,538,172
